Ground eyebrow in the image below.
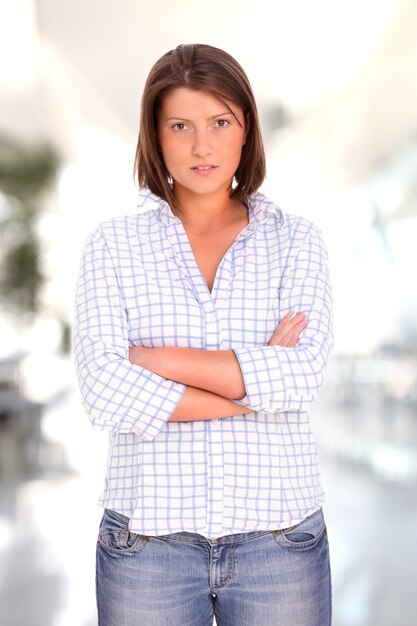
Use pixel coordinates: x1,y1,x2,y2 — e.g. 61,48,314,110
164,112,234,122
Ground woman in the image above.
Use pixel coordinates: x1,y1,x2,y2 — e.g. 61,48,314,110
73,43,333,626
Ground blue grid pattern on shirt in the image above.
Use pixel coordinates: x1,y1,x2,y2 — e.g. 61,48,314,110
73,188,333,537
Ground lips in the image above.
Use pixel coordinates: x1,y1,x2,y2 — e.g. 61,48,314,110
190,165,218,177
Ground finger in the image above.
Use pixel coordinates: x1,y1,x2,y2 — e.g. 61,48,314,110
269,312,303,343
269,319,308,347
291,318,308,335
287,321,308,347
281,310,294,322
269,314,307,345
287,332,301,348
271,311,294,337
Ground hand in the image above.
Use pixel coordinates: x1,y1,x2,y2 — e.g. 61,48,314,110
267,311,308,348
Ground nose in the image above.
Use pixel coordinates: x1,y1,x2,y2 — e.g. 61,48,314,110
192,129,213,158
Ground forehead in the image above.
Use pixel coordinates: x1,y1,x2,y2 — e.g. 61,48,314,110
158,87,242,117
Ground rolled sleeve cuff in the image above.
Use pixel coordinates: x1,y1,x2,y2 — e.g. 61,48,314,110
128,377,186,441
232,346,283,413
86,364,188,441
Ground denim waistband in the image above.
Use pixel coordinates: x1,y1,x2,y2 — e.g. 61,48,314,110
104,507,319,546
156,528,276,546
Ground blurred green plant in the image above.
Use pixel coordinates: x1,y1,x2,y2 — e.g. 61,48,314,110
0,134,60,316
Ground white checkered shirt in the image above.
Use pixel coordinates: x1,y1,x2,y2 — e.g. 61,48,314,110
73,188,333,538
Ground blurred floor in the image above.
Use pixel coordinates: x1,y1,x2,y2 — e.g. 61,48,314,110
322,454,417,626
1,384,417,626
0,386,106,626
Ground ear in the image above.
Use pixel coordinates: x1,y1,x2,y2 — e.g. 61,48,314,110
243,112,251,146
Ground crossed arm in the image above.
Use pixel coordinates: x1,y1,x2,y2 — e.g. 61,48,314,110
129,311,307,422
74,224,332,438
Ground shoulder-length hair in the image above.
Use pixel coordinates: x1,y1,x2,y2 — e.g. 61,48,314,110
134,43,266,208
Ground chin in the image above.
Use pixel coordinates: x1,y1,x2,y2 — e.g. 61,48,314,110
178,177,232,197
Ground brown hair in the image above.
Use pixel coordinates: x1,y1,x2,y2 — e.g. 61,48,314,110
134,43,266,208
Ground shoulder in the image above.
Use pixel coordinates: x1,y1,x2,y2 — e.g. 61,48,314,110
83,189,163,251
284,213,324,246
249,191,324,243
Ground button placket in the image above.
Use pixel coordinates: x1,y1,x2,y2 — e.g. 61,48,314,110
163,222,205,301
206,418,225,536
204,306,219,350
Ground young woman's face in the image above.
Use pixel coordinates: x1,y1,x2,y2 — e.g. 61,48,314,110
157,87,248,200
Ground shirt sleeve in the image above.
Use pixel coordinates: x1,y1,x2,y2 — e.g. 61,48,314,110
73,226,186,441
232,222,334,414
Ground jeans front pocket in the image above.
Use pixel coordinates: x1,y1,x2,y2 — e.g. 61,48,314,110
97,508,149,556
273,508,327,552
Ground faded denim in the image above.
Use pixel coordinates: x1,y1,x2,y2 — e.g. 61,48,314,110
96,507,331,625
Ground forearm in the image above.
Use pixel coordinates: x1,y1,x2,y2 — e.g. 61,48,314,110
169,385,253,422
130,346,246,400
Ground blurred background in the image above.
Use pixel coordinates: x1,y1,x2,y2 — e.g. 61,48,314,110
1,0,416,624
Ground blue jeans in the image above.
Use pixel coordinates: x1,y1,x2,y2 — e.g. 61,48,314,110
96,508,331,625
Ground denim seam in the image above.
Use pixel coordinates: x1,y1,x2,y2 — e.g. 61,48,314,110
209,544,236,589
274,525,327,552
98,531,149,554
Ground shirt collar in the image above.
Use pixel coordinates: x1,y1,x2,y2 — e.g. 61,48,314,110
245,192,283,227
137,187,282,227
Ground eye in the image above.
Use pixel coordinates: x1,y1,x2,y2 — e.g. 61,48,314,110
171,123,187,131
214,119,230,128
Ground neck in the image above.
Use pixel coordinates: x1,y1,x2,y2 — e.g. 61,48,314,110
172,185,246,233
